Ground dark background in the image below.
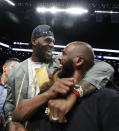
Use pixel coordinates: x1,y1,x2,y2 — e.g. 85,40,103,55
0,0,119,50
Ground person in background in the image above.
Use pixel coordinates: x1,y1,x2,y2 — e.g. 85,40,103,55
0,58,20,131
4,25,114,131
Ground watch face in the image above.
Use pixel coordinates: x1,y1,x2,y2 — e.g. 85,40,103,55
74,84,80,89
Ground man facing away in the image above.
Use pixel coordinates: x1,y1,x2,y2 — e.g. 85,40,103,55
4,25,114,130
0,58,20,131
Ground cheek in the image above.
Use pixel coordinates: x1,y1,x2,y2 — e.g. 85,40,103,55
62,58,67,64
5,69,9,76
6,67,11,74
64,56,69,62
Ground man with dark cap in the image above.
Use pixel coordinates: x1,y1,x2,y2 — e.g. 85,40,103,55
4,25,114,131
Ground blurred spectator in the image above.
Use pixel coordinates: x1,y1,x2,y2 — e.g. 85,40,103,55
0,58,20,131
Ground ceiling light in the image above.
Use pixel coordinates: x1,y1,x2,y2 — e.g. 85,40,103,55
49,7,64,14
4,0,15,6
95,10,119,14
36,7,65,14
36,7,88,15
66,8,88,15
36,7,47,13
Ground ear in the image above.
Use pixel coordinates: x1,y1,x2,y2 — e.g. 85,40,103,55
2,65,7,72
31,38,37,46
73,56,84,67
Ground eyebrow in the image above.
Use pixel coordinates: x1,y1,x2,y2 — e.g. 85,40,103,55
44,37,55,43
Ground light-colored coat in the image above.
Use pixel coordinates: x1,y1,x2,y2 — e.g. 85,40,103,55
4,56,60,117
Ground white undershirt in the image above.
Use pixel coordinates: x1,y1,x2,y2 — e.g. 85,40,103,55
28,58,45,98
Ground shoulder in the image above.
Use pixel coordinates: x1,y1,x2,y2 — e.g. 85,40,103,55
14,59,28,70
8,59,28,78
9,59,28,74
94,59,114,71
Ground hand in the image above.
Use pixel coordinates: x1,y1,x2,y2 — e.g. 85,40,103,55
48,93,77,123
47,78,75,99
48,99,68,123
6,121,28,131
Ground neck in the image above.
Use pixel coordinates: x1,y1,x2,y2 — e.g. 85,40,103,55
73,70,86,84
0,73,7,86
31,53,41,62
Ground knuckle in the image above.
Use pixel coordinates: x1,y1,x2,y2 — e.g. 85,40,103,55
63,90,67,94
48,100,52,104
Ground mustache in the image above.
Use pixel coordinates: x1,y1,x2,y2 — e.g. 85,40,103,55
35,44,53,63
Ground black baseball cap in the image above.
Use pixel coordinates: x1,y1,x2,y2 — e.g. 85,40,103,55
31,25,54,39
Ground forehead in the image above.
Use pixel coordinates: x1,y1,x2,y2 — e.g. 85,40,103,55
64,44,76,54
7,61,19,67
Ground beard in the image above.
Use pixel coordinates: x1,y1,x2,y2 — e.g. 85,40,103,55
34,44,53,63
58,59,75,78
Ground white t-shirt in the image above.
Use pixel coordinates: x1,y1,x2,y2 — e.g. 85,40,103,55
28,58,45,98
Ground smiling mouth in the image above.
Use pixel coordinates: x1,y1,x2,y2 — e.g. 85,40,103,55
59,62,63,69
47,49,52,55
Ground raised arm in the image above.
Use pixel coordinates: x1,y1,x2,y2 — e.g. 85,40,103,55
12,78,75,122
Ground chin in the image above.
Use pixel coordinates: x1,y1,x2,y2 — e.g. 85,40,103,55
46,52,52,56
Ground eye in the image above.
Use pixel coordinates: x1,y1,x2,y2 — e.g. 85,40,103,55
44,38,55,43
62,50,66,56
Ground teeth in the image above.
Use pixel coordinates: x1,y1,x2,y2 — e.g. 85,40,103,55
59,64,63,66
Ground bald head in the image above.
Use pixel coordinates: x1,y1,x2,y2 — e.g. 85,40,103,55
58,41,94,78
66,41,94,70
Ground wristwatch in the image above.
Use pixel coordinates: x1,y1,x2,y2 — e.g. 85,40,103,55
73,84,84,98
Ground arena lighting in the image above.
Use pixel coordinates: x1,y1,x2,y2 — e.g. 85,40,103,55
12,48,32,52
0,42,9,48
96,55,119,61
54,45,66,48
36,7,88,15
36,7,65,13
1,42,119,53
95,10,119,14
13,42,29,46
66,8,88,15
93,48,119,53
50,7,64,14
4,0,15,6
1,42,119,60
103,56,119,60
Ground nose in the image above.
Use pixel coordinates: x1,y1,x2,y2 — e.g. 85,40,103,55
58,54,63,62
49,41,54,48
